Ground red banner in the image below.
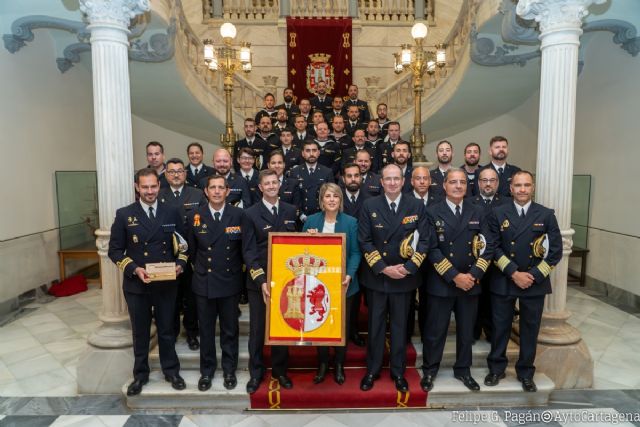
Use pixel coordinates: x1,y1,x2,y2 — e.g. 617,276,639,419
286,18,352,101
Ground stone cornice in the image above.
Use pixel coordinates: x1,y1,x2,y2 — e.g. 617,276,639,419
517,0,606,33
79,0,150,28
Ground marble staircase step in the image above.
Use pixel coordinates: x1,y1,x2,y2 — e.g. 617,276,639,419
150,334,519,370
425,368,554,409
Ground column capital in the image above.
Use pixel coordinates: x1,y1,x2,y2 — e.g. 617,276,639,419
516,0,606,33
80,0,150,29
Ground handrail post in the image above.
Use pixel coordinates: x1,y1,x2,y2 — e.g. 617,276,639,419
349,0,358,18
280,0,291,18
212,0,223,19
415,0,425,20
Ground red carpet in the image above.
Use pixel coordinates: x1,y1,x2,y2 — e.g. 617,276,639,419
249,367,427,409
263,339,417,368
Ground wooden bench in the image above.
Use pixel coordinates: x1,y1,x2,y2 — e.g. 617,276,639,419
58,242,102,286
568,246,589,287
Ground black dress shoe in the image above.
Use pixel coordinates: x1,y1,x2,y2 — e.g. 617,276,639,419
420,374,435,392
276,375,293,389
393,376,409,393
518,377,537,392
360,372,378,391
334,363,345,385
313,362,328,384
246,377,262,394
484,372,505,387
223,373,238,390
126,378,148,396
198,375,212,391
186,335,200,351
165,374,186,390
455,374,480,391
350,333,366,347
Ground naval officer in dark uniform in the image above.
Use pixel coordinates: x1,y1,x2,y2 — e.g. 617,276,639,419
484,171,562,392
186,175,252,392
481,136,521,197
420,168,494,392
289,140,335,222
108,168,187,396
160,158,206,351
199,148,252,208
243,169,298,393
185,143,214,189
358,164,430,393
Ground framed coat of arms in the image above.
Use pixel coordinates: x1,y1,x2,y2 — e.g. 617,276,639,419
265,233,346,346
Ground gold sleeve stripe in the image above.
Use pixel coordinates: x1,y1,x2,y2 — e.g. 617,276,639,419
476,258,489,272
411,252,425,267
178,254,188,262
364,250,382,267
434,259,453,276
250,268,265,281
538,260,553,278
116,257,133,272
496,255,511,272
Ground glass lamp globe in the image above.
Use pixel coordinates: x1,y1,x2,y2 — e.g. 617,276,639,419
220,22,237,39
411,22,428,40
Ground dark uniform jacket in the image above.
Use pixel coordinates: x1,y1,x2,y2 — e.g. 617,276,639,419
159,186,206,225
315,139,342,177
186,164,214,189
289,163,335,217
358,194,430,293
186,204,251,299
425,201,494,297
198,171,252,208
401,166,413,194
275,103,300,122
361,171,382,197
341,146,376,170
255,109,277,126
488,202,562,296
345,120,366,137
468,194,509,219
411,190,443,208
429,168,447,198
342,188,370,218
108,201,188,294
461,165,483,198
280,146,303,173
293,131,313,150
379,140,411,169
238,169,261,206
482,163,521,197
344,99,371,123
325,111,347,129
255,133,281,168
278,175,298,205
243,201,299,290
233,137,269,172
310,95,333,113
330,133,352,152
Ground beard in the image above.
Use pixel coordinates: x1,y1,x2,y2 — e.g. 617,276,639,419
284,95,293,103
465,158,479,167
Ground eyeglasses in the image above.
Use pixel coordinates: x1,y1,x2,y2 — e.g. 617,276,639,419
479,178,497,184
239,156,254,161
166,170,185,175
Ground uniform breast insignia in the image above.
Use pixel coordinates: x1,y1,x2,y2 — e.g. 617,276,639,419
472,234,487,258
374,223,384,229
532,234,549,259
193,214,201,227
225,226,242,234
501,219,510,230
263,225,273,230
128,216,139,226
399,233,415,259
533,223,545,227
371,212,377,218
284,220,296,225
132,234,139,243
468,220,479,226
402,215,418,225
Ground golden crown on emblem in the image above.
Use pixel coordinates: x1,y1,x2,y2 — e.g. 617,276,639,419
308,53,331,63
286,250,327,276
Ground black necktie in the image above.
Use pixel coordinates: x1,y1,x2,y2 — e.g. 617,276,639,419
284,148,289,156
272,206,278,217
455,205,461,220
214,212,221,222
520,208,526,218
245,174,250,181
174,190,180,198
390,201,396,215
194,167,199,176
351,195,356,204
148,206,155,220
484,198,491,205
498,167,504,175
309,167,315,175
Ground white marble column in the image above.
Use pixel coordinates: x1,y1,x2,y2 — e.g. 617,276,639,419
516,0,603,388
76,0,150,393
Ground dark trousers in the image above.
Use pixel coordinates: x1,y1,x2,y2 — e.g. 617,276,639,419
407,284,428,341
487,294,545,379
124,286,180,380
317,294,355,365
247,288,289,378
422,294,479,377
474,275,493,341
348,290,362,338
366,289,412,378
174,265,198,338
196,293,240,377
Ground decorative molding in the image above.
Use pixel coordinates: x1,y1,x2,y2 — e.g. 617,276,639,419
500,0,541,45
472,19,640,67
3,16,89,53
79,0,150,28
57,42,91,73
517,0,606,33
128,18,176,62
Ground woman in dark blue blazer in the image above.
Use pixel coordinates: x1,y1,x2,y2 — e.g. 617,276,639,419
303,183,362,385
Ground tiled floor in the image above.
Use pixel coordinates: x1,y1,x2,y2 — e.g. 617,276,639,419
0,286,639,426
